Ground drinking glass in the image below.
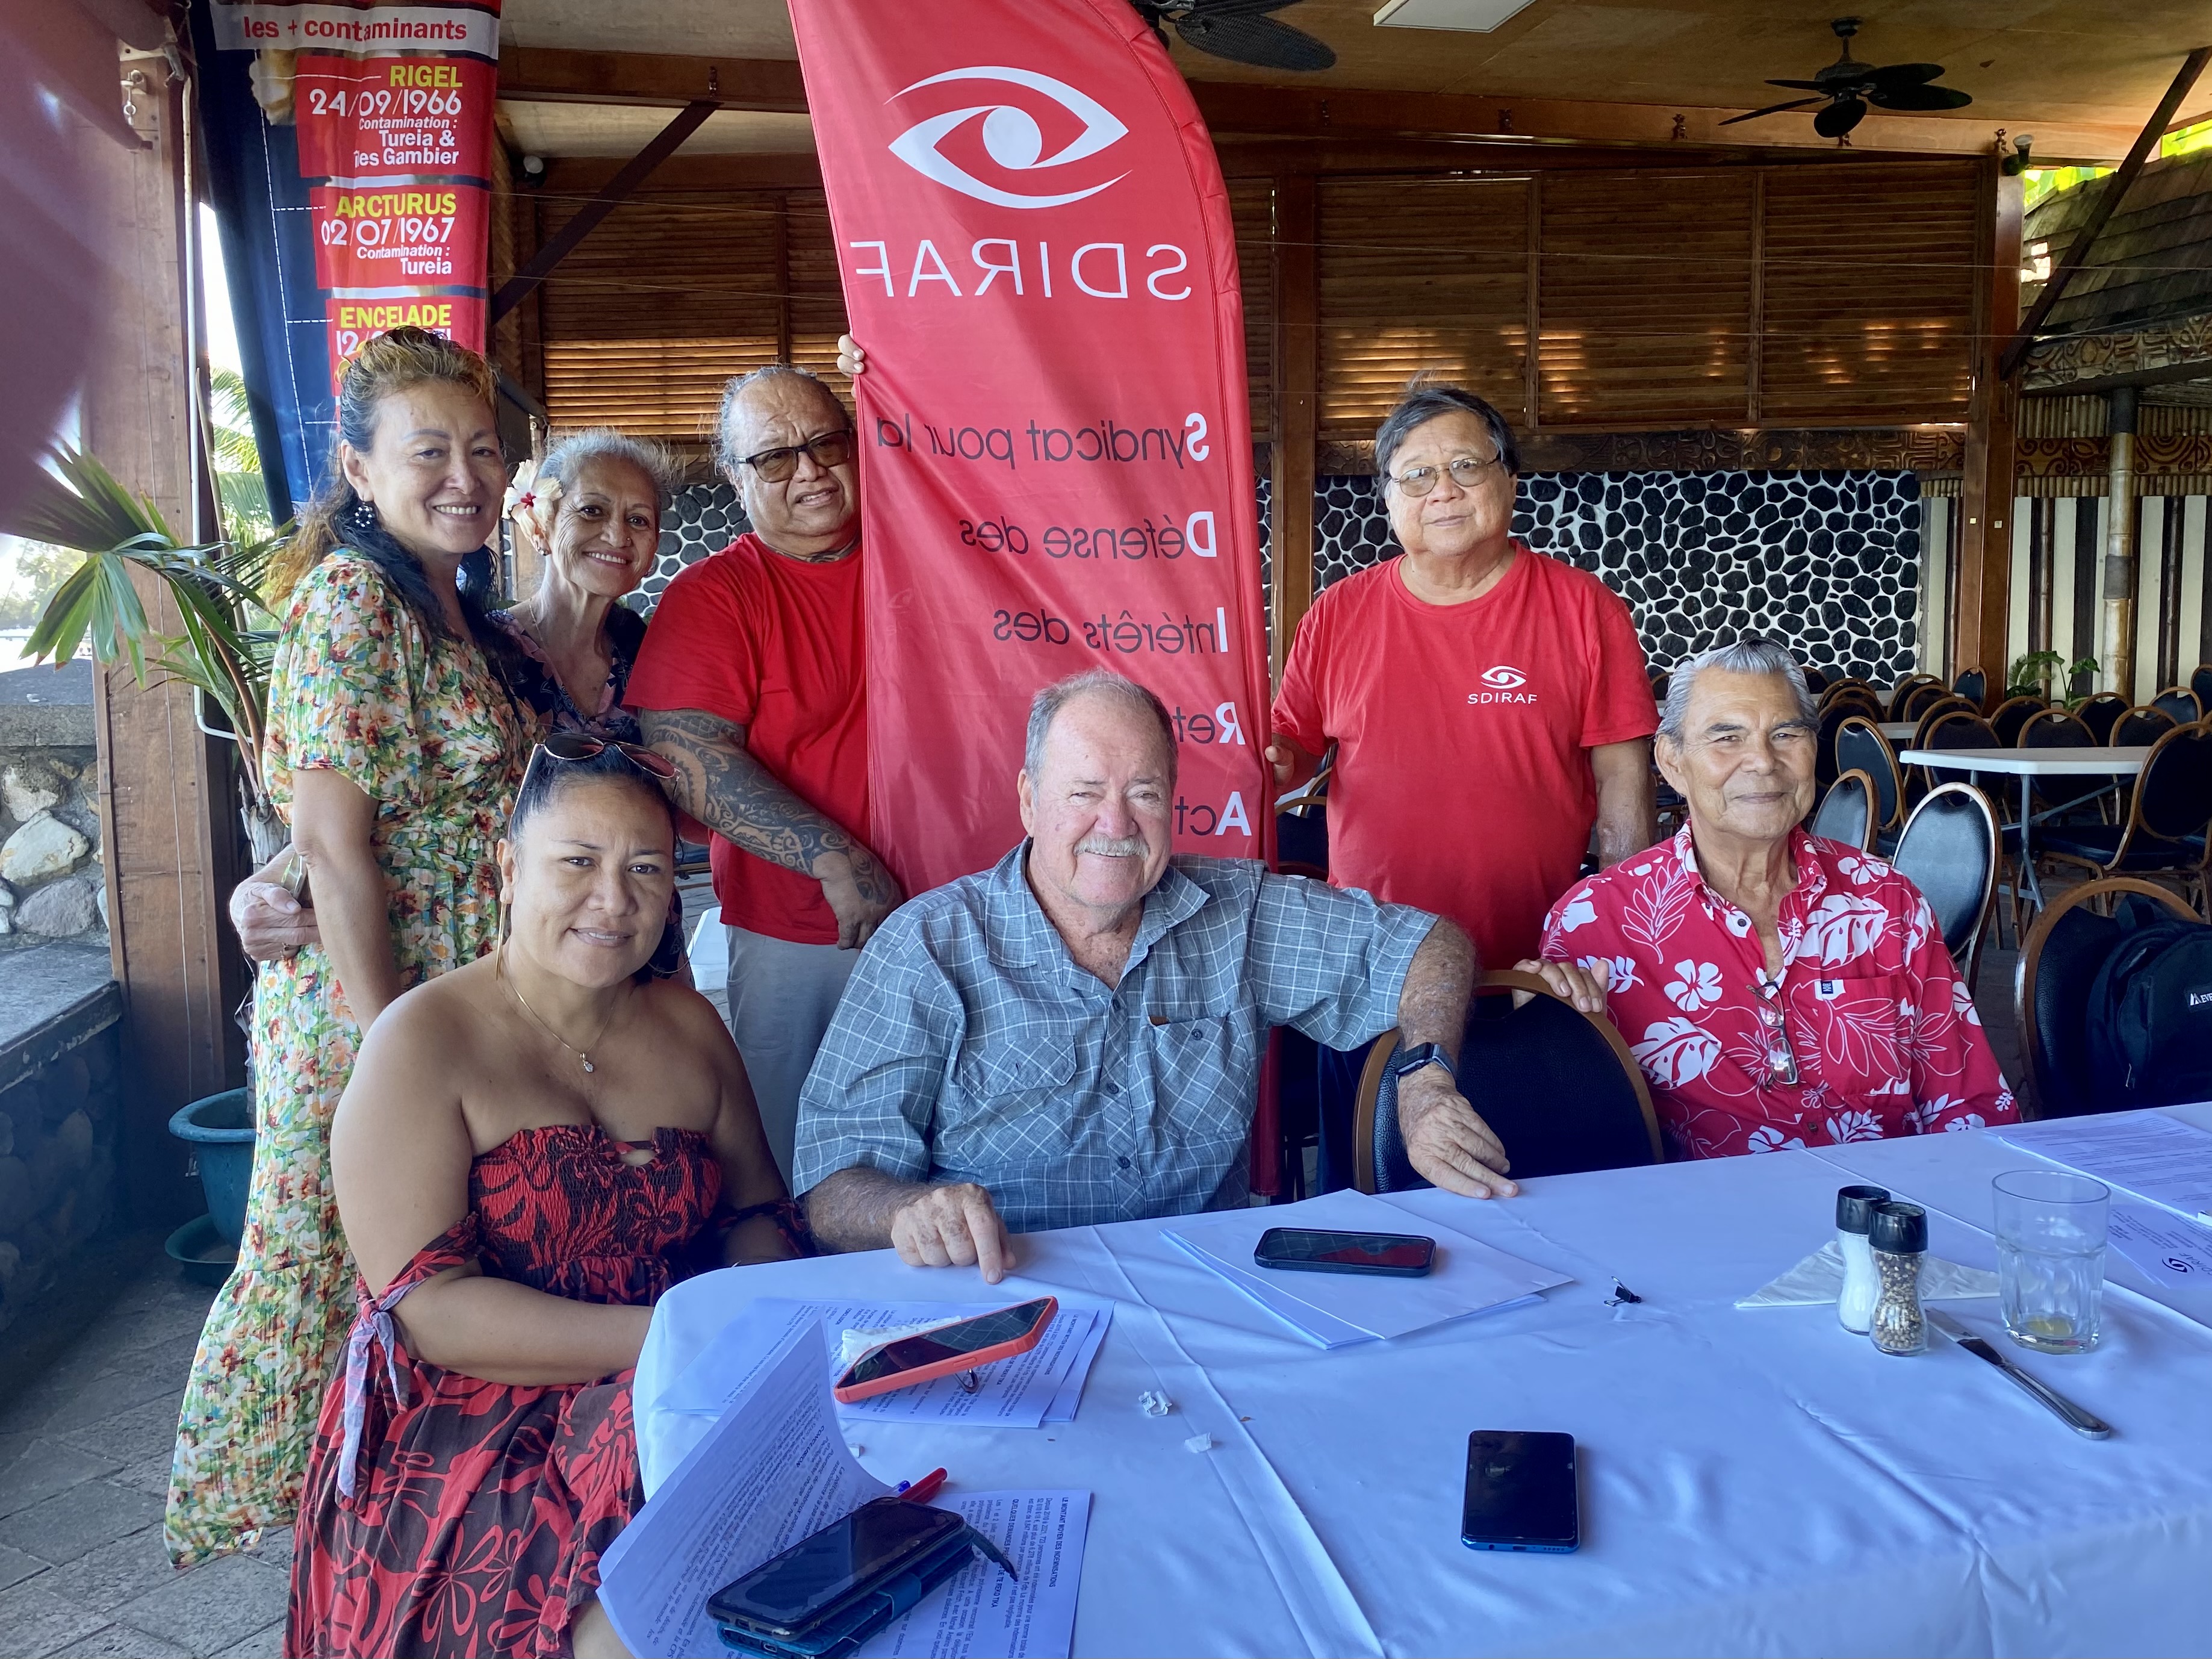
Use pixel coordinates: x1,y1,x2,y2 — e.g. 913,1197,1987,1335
1992,1169,2110,1354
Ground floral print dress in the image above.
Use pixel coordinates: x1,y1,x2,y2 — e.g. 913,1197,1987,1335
166,553,530,1567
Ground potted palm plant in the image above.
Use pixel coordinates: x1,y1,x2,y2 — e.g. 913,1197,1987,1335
6,444,287,859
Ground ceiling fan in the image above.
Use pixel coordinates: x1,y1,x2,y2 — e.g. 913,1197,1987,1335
1722,17,1971,140
1130,0,1337,72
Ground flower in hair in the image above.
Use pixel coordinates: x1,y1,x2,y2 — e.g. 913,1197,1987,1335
502,458,562,551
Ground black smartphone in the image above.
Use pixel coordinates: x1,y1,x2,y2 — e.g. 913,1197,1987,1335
707,1496,967,1638
1462,1430,1579,1554
1254,1227,1436,1277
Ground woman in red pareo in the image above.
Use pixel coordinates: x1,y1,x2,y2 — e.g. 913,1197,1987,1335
288,741,804,1659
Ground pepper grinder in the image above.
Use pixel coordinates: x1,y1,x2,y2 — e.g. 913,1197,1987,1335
1868,1201,1930,1356
1835,1184,1891,1334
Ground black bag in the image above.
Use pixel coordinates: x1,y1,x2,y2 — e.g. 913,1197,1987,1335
2084,896,2212,1109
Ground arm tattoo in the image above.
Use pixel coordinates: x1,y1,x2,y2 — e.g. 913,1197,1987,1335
804,1165,925,1254
640,707,890,897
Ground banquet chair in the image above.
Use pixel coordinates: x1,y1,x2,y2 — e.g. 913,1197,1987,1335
2022,708,2106,817
2076,692,2128,743
1887,674,1942,721
1892,782,1999,982
1275,747,1334,879
1951,667,1986,707
2193,664,2212,710
1820,678,1877,710
1353,973,1663,1192
2152,686,2202,725
1801,665,1832,695
1988,694,2045,747
1900,681,1952,723
1833,716,1904,851
2113,705,2178,749
1910,696,1977,748
2040,721,2212,901
1809,768,1876,851
2016,877,2200,1119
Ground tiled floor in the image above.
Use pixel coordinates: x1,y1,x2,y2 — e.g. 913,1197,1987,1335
0,1233,287,1659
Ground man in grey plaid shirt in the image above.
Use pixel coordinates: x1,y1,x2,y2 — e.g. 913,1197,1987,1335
794,670,1521,1282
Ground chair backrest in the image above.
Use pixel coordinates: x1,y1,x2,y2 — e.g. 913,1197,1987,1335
2113,705,2178,748
1815,702,1854,789
1887,674,1940,720
2017,877,2200,1118
1821,676,1874,705
1809,768,1875,851
1988,694,2046,746
2193,664,2212,710
1900,681,1951,722
1275,803,1328,879
1801,665,1832,694
2077,692,2128,742
1354,973,1664,1192
1819,688,1882,723
1910,695,1975,748
1952,667,1986,706
1892,783,1997,963
2152,686,2202,725
1924,711,1998,750
2133,720,2212,843
1833,716,1901,829
2022,708,2104,809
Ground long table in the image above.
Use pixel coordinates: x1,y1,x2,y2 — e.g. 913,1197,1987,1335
1901,745,2152,909
635,1109,2212,1657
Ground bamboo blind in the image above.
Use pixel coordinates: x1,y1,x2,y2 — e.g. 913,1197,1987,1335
1229,178,1276,439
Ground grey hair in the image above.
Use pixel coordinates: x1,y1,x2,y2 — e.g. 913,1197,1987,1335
1657,636,1816,744
1373,376,1521,491
713,363,845,475
1024,670,1178,783
536,427,683,518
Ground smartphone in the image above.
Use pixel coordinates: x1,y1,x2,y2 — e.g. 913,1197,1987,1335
1253,1227,1436,1277
1462,1430,1579,1553
707,1495,967,1639
830,1296,1057,1404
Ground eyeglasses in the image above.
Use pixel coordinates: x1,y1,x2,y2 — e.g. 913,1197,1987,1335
1752,978,1799,1089
526,731,677,782
736,429,856,483
1388,454,1504,497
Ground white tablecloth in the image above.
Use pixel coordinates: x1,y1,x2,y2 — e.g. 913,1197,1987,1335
635,1110,2212,1657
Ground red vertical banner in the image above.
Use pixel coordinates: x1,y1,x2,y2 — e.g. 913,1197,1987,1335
789,0,1273,895
210,5,500,381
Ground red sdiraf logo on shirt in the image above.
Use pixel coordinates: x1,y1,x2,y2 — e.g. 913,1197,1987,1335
1469,665,1537,706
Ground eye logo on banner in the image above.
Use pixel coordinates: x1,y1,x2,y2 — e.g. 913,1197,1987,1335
887,65,1128,208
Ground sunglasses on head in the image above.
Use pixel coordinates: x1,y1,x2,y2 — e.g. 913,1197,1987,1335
527,731,677,780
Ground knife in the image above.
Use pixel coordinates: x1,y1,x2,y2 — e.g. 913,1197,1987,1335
1927,1310,2113,1439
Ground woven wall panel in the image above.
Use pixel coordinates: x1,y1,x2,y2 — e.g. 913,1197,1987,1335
1229,178,1275,438
1537,171,1754,426
1317,176,1530,435
1759,164,1979,424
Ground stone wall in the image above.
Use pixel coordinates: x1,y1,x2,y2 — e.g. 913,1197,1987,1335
0,745,105,944
0,992,121,1333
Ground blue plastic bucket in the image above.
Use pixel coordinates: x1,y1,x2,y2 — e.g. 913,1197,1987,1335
169,1089,255,1244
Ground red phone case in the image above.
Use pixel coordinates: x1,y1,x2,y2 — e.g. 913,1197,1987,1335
831,1298,1058,1404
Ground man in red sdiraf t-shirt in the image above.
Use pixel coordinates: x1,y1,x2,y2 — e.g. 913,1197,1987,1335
630,364,899,1182
1269,382,1656,1186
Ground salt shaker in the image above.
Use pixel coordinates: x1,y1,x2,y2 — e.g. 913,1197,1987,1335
1835,1184,1890,1334
1868,1201,1929,1356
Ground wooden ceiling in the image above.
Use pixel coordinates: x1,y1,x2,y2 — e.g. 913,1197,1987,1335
497,0,2206,164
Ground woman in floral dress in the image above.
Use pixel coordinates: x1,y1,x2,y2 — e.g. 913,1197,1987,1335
167,329,530,1566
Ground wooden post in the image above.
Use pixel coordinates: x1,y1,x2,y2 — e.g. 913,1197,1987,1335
2101,385,2139,697
1269,173,1318,683
81,58,245,1218
1951,158,2022,706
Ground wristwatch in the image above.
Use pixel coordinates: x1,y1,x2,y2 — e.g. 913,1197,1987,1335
1390,1042,1456,1082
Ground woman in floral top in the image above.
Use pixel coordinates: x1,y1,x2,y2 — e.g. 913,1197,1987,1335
1539,637,2014,1161
167,329,529,1566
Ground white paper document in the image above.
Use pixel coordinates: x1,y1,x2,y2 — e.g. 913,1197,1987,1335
597,1321,893,1659
656,1294,1110,1431
1166,1189,1567,1345
854,1490,1091,1659
1736,1239,1999,1307
2107,1202,2212,1288
1989,1113,2212,1222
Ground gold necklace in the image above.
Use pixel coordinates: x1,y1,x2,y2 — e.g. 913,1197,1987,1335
497,942,618,1074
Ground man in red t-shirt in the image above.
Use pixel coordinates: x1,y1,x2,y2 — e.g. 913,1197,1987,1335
1269,381,1656,1184
629,364,901,1181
